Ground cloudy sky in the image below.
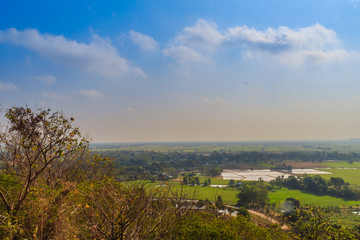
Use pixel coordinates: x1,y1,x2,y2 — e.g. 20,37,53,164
1,0,360,142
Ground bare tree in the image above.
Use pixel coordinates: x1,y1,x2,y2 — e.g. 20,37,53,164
0,107,88,238
76,181,197,240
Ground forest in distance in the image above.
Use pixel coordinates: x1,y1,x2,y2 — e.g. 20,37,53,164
91,139,360,153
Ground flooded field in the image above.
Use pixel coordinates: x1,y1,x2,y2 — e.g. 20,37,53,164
221,168,332,182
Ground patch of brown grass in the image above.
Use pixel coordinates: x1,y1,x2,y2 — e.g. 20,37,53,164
284,161,324,168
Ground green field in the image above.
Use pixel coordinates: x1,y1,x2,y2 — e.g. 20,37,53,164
157,181,238,205
320,161,360,168
169,185,360,207
167,180,360,208
306,161,360,185
91,140,360,153
269,187,360,207
314,168,360,185
197,176,229,185
180,185,238,205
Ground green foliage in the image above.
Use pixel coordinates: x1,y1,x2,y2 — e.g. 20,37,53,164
269,187,360,207
317,168,360,185
182,173,201,186
290,206,356,240
281,174,360,200
237,181,269,209
228,179,236,188
207,167,223,177
215,195,225,210
237,206,250,219
203,178,211,186
171,211,290,240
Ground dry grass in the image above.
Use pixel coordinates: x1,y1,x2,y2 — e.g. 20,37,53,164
284,161,324,168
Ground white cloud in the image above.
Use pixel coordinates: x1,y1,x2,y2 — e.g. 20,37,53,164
42,91,67,100
278,49,349,66
224,23,345,66
0,81,18,91
351,0,360,7
0,28,146,78
78,89,103,98
164,20,350,66
224,24,338,49
33,75,56,85
129,30,158,51
163,45,206,64
122,107,134,112
202,96,225,104
163,19,221,64
173,19,223,52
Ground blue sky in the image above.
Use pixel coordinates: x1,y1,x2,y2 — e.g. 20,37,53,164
1,0,360,142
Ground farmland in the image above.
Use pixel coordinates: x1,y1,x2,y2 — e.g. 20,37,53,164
166,182,360,207
172,159,360,208
268,187,360,207
91,140,360,153
313,168,360,185
96,141,360,231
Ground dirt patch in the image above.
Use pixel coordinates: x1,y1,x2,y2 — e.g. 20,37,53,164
284,162,324,168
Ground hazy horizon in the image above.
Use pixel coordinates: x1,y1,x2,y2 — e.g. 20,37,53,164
1,1,360,143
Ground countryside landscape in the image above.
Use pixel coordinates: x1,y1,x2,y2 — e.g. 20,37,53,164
2,0,360,239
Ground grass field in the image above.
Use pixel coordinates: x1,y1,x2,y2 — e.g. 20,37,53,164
167,178,360,208
167,185,360,207
313,168,360,185
91,141,360,153
269,187,360,207
320,161,360,168
164,183,238,205
197,176,229,185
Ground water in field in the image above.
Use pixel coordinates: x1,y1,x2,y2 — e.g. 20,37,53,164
222,168,332,182
291,169,332,174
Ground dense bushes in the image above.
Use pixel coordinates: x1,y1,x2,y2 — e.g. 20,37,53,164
171,211,289,240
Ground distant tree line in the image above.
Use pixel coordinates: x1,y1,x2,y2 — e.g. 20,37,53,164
99,150,360,180
100,150,223,180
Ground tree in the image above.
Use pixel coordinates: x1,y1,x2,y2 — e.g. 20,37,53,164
194,176,200,186
183,176,188,185
215,195,225,210
237,207,250,219
0,107,88,238
237,182,269,209
290,206,356,240
208,167,222,177
76,180,197,240
229,179,236,188
330,177,345,189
